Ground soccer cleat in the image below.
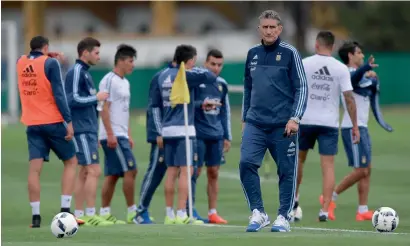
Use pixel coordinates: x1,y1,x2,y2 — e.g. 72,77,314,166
246,209,270,232
208,213,228,224
100,214,126,224
193,209,209,223
80,215,115,226
133,210,154,224
127,211,136,224
271,215,291,232
174,215,204,225
319,195,336,220
30,214,41,228
164,216,176,225
318,214,328,222
75,217,85,226
356,211,374,221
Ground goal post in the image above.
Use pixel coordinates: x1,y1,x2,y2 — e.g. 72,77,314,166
2,21,19,124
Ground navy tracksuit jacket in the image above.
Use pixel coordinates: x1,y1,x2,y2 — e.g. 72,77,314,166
239,38,308,220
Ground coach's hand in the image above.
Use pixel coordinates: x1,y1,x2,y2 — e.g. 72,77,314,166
97,92,109,101
352,126,361,144
202,99,221,111
65,122,74,141
129,137,134,149
223,139,231,153
156,136,164,149
285,119,299,137
368,55,379,68
49,52,65,63
365,71,377,78
107,133,118,149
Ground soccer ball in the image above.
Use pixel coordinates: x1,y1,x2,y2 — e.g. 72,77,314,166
50,212,79,238
372,207,399,233
289,206,303,222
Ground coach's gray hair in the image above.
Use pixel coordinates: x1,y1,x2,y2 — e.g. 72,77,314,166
259,10,282,25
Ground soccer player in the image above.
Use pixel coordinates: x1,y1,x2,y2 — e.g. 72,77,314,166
17,36,82,228
190,49,231,224
98,45,138,224
240,10,308,233
133,60,176,224
294,31,359,222
65,37,112,226
332,41,381,221
151,44,218,224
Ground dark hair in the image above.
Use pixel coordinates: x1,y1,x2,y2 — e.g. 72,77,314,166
30,36,49,51
206,49,223,61
316,31,335,48
173,45,197,64
338,41,362,64
114,44,137,65
77,37,101,57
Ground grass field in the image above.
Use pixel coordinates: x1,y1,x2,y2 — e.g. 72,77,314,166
2,107,410,245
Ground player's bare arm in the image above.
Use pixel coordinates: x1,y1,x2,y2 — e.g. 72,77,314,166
100,102,117,148
343,91,360,143
128,119,134,149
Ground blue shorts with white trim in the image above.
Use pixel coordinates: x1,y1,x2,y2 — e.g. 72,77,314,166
341,127,372,168
73,133,99,165
100,136,137,177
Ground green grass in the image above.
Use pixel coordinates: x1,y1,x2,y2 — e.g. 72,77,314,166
2,107,410,245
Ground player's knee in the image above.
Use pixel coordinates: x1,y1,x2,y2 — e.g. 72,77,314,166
124,169,137,180
64,156,78,167
363,167,371,177
86,164,101,178
207,167,219,180
355,167,370,177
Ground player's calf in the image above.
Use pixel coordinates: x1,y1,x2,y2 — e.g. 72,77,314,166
206,166,227,224
164,167,178,223
123,169,138,223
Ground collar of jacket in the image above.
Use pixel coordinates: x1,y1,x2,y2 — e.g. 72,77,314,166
29,51,44,57
261,37,281,51
75,59,90,70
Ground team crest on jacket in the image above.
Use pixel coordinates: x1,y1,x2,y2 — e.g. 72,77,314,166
89,88,96,95
218,85,223,92
159,156,164,163
128,160,134,167
276,53,282,61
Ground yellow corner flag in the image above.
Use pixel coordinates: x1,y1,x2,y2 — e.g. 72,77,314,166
170,62,190,108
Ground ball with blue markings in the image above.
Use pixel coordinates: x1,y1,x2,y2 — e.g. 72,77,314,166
372,207,399,233
50,212,79,238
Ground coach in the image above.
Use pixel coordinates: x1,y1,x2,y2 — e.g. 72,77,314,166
240,10,308,233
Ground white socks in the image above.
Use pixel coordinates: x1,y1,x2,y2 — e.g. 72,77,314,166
176,209,187,218
208,208,217,215
74,210,84,218
61,195,72,209
358,205,368,213
86,207,96,216
30,201,40,215
100,207,111,216
166,207,175,219
128,204,137,213
319,209,329,217
332,191,338,201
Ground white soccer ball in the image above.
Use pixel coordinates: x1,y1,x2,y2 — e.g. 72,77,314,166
289,206,303,222
50,212,79,238
372,207,399,233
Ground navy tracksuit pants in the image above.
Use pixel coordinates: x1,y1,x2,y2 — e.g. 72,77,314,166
137,143,167,212
239,122,298,220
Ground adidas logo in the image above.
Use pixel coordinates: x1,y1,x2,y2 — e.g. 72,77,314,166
289,142,295,147
253,54,258,60
22,65,36,78
312,66,333,82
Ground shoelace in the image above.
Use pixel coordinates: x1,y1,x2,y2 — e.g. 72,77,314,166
273,216,288,229
249,211,265,224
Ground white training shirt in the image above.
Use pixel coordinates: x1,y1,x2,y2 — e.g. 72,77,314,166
300,54,353,128
341,67,371,128
98,72,131,140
